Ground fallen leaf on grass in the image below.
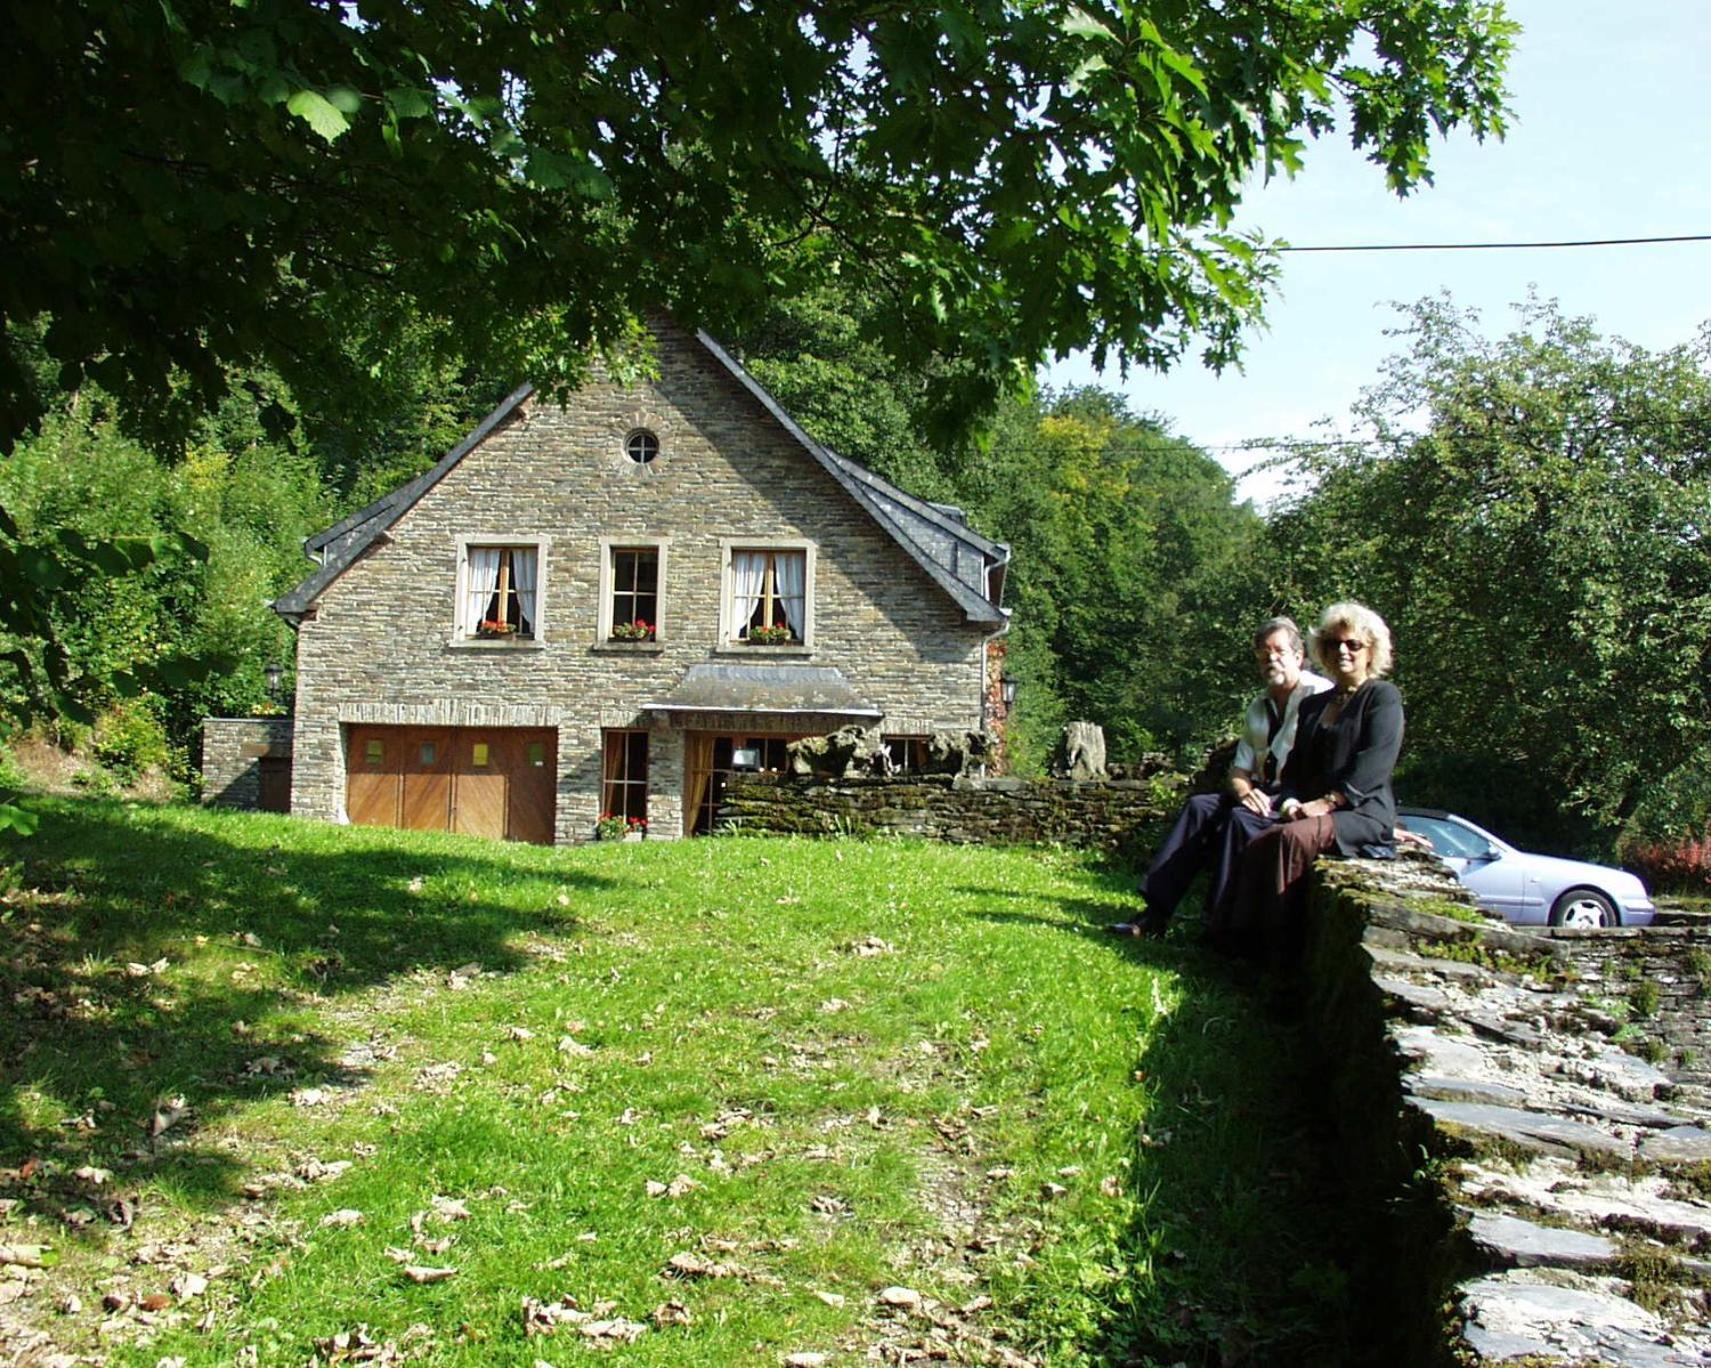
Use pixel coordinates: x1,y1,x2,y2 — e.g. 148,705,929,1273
505,1026,535,1041
320,1210,365,1229
1100,1175,1123,1197
849,936,895,957
149,1099,190,1137
665,1251,740,1280
297,1159,353,1182
430,1195,472,1222
0,1244,57,1268
877,1286,921,1309
402,1265,458,1284
1040,1181,1068,1200
650,1299,692,1327
414,1062,462,1092
784,1354,828,1367
446,963,481,990
556,1036,595,1057
170,1272,208,1300
291,1088,331,1108
813,1290,845,1308
818,999,848,1014
578,1318,647,1345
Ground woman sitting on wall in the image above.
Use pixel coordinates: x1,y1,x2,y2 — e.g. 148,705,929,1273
1210,601,1404,961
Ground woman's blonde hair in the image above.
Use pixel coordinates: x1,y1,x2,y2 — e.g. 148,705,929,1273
1312,601,1394,678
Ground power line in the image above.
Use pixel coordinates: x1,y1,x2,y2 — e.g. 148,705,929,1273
1278,233,1711,254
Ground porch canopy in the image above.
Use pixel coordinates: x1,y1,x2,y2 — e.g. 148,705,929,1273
641,664,881,721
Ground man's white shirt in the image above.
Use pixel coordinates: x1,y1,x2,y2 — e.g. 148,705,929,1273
1231,671,1333,784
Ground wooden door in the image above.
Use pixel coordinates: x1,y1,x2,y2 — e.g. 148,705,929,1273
401,729,452,831
347,727,401,828
507,732,557,845
451,732,507,839
258,756,292,813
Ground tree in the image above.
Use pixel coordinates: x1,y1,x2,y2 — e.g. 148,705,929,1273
1267,296,1711,855
4,0,1514,453
970,388,1265,771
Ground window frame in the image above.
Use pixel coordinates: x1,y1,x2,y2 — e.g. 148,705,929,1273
716,538,816,652
601,728,650,827
596,536,669,647
452,535,551,647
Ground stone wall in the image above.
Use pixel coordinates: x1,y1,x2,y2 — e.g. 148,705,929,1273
1304,855,1711,1366
200,718,293,809
288,321,994,841
716,772,1175,849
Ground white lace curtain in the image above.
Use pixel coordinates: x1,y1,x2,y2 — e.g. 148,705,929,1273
774,552,805,637
732,551,767,636
466,547,502,631
511,548,538,634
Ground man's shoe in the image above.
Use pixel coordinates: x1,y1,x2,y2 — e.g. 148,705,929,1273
1106,917,1167,939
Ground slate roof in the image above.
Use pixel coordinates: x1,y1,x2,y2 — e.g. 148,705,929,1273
274,329,1010,625
640,663,881,718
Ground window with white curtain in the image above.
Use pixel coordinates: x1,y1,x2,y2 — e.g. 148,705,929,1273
459,543,542,639
730,549,806,642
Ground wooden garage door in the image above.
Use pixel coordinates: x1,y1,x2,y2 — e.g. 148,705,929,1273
346,726,556,845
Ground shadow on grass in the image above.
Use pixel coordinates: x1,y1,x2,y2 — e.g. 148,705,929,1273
0,795,612,1228
967,872,1358,1366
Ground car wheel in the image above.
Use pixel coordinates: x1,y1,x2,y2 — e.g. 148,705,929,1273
1549,888,1618,929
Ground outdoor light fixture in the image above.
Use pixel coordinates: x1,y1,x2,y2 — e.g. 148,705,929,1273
1001,678,1017,707
264,662,284,700
731,746,761,771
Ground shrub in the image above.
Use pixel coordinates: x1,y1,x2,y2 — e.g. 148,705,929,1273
91,701,172,785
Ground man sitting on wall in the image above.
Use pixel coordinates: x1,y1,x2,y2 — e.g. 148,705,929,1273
1109,616,1331,938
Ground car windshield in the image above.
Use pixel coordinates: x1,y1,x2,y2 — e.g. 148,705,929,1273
1403,816,1494,859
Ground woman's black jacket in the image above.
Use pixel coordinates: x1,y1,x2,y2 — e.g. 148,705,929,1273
1278,679,1405,855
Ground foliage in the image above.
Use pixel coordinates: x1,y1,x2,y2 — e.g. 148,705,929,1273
1266,297,1711,854
4,0,1514,456
969,389,1267,770
3,803,1355,1364
0,390,333,767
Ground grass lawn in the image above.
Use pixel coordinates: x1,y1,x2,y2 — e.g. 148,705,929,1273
0,798,1352,1366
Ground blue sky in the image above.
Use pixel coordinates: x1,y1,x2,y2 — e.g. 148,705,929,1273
1046,0,1711,502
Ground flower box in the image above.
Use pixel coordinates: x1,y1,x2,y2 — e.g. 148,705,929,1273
745,625,794,646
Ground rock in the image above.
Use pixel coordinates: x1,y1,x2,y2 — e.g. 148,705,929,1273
1405,1075,1532,1108
1414,1099,1632,1159
1639,1125,1711,1164
1057,722,1107,781
1466,1212,1617,1270
1459,1274,1702,1368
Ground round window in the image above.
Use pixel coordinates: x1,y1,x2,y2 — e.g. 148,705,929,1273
625,429,660,465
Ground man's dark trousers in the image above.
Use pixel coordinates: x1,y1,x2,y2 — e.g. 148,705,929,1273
1141,792,1276,930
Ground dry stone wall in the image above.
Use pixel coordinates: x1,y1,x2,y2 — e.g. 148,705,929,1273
1307,855,1711,1366
716,772,1175,850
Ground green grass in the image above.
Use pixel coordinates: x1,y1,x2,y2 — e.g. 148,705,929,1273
0,797,1352,1366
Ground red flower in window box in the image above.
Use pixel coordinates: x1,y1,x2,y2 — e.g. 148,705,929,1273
610,618,655,642
746,624,793,646
476,619,518,638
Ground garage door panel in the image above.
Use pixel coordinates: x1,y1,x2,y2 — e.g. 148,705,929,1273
508,731,557,845
401,728,452,832
346,727,400,828
452,733,507,840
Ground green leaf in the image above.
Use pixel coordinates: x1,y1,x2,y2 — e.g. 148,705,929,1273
385,87,435,120
286,89,351,143
1061,5,1115,42
324,85,363,115
0,802,40,836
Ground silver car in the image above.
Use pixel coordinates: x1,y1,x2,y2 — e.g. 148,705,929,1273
1397,807,1656,929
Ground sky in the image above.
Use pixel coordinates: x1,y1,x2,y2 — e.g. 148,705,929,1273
1045,0,1711,503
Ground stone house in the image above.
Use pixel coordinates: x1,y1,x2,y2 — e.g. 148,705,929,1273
267,320,1010,843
